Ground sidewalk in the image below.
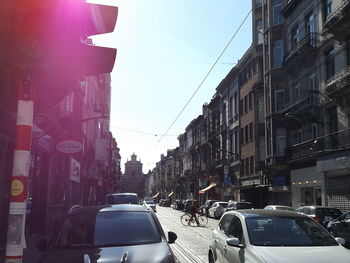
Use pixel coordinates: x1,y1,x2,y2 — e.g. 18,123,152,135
0,232,48,263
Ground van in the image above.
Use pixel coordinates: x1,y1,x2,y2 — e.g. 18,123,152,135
105,193,139,205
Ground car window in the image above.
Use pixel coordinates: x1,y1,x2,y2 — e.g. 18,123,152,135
236,203,252,209
316,208,342,219
245,216,338,247
227,216,243,242
107,195,138,204
56,211,161,248
219,214,233,236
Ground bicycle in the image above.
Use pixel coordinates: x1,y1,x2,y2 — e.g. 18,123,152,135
180,212,208,226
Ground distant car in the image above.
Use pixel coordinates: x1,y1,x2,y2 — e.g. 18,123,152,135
200,200,220,217
208,209,350,263
183,199,194,213
105,193,139,205
296,206,342,228
37,204,177,263
143,200,157,212
208,202,228,219
264,205,295,211
327,211,350,248
222,201,252,214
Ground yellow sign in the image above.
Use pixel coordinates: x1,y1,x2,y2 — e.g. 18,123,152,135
11,179,24,196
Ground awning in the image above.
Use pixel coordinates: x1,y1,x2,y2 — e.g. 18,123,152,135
152,192,159,198
199,183,217,194
168,192,174,198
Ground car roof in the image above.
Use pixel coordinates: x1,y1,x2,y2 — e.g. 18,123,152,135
107,193,138,196
67,204,148,216
227,209,306,218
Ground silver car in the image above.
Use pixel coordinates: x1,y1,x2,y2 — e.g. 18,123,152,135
209,209,350,263
37,204,177,263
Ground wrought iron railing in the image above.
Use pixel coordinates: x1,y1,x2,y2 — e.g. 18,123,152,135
325,65,350,93
324,0,350,29
283,33,318,65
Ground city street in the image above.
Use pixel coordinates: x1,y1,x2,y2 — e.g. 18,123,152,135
156,205,219,263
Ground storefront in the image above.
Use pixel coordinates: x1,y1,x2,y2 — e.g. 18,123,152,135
291,166,324,208
317,151,350,211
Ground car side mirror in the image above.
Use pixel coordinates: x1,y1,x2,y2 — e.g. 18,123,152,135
226,237,244,248
335,237,346,246
36,239,48,251
168,231,177,244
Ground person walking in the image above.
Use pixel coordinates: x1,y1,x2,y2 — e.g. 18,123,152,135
189,200,200,226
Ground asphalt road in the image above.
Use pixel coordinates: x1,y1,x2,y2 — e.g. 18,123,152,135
156,205,220,263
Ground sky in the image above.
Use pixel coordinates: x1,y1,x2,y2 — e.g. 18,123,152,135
92,0,252,173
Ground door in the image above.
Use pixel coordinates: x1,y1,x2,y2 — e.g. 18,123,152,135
216,214,233,262
222,215,244,263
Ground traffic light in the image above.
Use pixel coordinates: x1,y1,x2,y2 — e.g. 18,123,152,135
7,0,118,111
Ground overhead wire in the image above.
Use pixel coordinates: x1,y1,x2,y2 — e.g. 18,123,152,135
111,125,177,137
157,8,252,143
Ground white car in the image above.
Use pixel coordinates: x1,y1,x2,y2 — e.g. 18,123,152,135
264,205,295,211
143,200,157,212
208,202,228,219
208,209,350,263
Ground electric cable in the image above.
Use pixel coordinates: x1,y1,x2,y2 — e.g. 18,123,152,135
157,8,252,143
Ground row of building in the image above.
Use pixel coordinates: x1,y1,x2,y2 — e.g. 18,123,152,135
0,59,122,248
145,0,350,211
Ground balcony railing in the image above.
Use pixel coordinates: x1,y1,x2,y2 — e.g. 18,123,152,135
286,128,350,160
324,0,350,31
281,91,320,115
283,33,318,66
325,65,350,95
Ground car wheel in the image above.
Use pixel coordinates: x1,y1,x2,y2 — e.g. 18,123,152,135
208,251,215,263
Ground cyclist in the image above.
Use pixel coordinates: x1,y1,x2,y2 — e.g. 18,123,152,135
189,200,200,226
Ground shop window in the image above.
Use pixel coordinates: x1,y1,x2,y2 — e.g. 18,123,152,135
273,0,282,25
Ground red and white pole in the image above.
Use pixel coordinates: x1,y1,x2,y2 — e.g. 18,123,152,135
5,77,33,263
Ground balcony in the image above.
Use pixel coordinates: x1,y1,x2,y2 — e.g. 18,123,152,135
281,91,321,120
323,0,350,39
283,34,318,69
286,128,350,161
282,0,303,17
325,65,350,97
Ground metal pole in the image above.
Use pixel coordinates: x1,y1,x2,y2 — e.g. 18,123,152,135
5,77,33,263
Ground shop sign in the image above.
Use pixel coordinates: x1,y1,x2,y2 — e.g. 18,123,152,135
56,139,83,155
241,179,260,186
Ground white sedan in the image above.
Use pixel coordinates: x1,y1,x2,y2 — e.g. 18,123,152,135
143,200,157,212
208,209,350,263
208,202,228,219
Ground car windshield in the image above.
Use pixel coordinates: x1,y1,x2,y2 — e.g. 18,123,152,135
107,195,138,204
246,216,338,247
317,208,342,218
56,211,161,248
236,203,252,209
276,206,294,211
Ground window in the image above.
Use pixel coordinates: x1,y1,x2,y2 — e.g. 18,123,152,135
312,124,318,138
305,12,317,46
258,95,265,123
273,0,282,25
256,0,262,6
240,128,244,145
234,129,238,154
244,95,248,113
219,214,233,236
325,48,335,79
234,92,238,116
309,73,318,104
276,128,286,156
250,156,254,175
249,122,254,141
228,216,243,242
241,159,245,176
291,26,299,48
245,158,250,175
273,40,283,68
259,136,266,161
248,92,253,109
275,89,285,112
256,19,263,45
297,128,303,143
347,37,350,66
229,96,233,118
245,126,248,143
292,83,301,100
324,0,332,18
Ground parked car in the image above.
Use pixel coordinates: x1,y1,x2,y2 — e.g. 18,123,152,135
327,211,350,248
105,192,139,205
200,199,220,217
208,202,228,219
143,199,157,212
36,204,177,263
264,205,295,211
172,199,184,210
222,201,252,214
296,206,342,228
208,209,350,263
183,199,194,212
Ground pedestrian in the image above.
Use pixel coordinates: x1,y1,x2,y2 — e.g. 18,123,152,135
189,200,200,226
